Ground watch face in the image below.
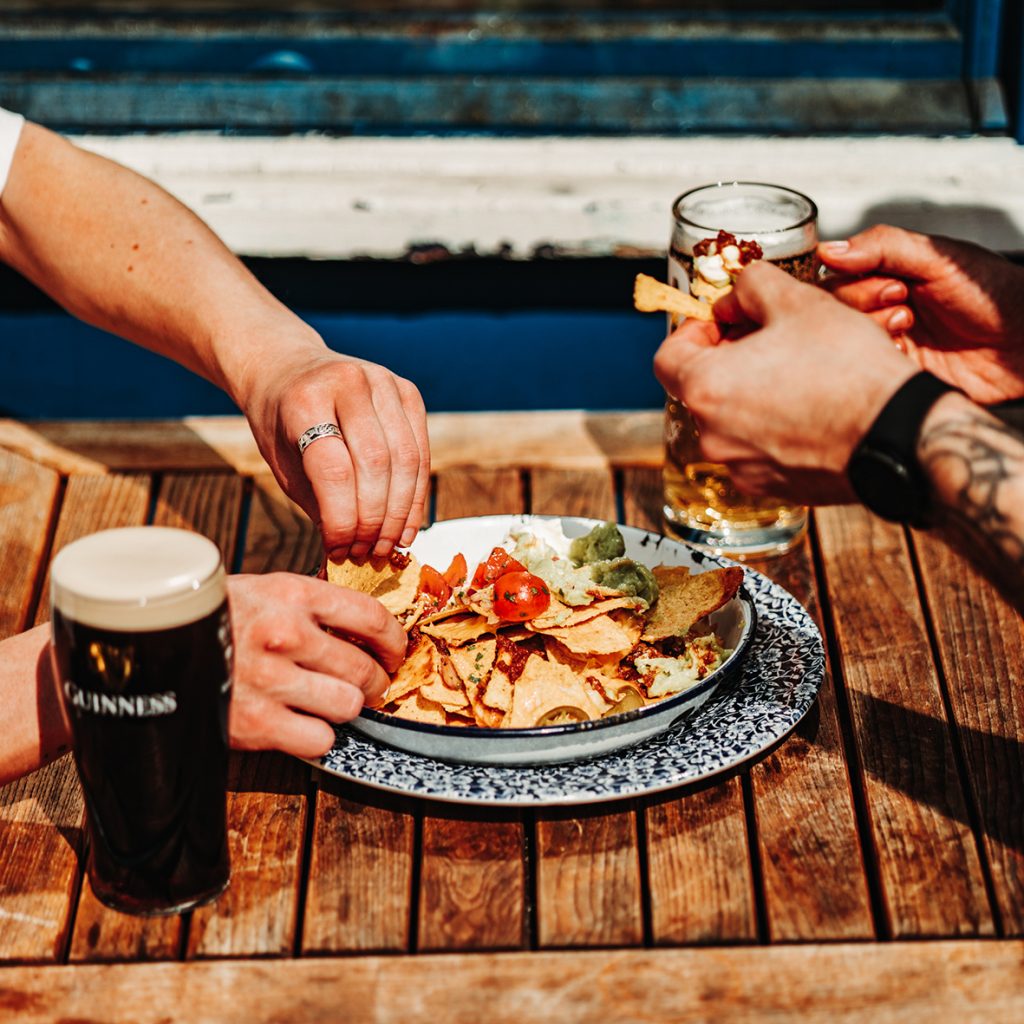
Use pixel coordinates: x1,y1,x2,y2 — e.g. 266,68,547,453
848,447,926,525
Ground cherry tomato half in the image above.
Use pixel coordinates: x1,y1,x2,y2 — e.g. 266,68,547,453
443,552,468,590
418,564,451,608
492,571,551,621
471,547,527,590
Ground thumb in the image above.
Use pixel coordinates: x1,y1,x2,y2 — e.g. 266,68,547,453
654,319,720,395
818,224,938,280
716,261,811,326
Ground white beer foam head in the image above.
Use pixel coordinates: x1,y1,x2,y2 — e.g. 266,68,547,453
673,182,818,260
51,527,226,632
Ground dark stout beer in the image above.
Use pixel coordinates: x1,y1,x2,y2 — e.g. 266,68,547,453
50,527,232,915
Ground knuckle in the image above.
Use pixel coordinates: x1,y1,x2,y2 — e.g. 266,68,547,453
360,443,391,474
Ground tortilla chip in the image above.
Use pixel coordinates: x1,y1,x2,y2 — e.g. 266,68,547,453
483,663,514,713
391,691,448,725
421,614,495,646
527,595,639,632
533,612,637,656
633,273,714,322
449,638,497,690
327,552,420,616
420,676,470,712
375,633,443,707
504,657,606,729
641,566,743,642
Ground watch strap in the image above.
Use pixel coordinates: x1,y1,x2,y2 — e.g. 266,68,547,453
847,370,959,527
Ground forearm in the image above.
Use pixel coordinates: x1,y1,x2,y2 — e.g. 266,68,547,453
0,122,325,407
918,392,1024,609
0,624,71,787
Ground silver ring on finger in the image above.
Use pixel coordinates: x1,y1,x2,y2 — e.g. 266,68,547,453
297,422,343,456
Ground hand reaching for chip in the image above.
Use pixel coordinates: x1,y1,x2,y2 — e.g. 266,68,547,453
226,573,407,758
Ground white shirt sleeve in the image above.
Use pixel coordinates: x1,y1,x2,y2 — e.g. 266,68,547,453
0,106,25,197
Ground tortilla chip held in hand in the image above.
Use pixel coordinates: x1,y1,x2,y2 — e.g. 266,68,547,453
326,551,420,616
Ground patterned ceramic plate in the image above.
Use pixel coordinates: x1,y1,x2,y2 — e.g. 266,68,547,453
315,517,825,807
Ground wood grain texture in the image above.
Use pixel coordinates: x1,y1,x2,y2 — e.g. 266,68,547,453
416,468,528,951
0,467,149,964
0,413,663,477
0,447,58,639
815,505,993,938
5,941,1024,1024
302,777,415,954
745,525,875,942
188,753,306,958
911,529,1024,935
531,468,645,948
33,474,152,628
241,474,321,577
620,467,756,945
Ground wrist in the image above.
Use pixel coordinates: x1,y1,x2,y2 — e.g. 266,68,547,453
214,318,329,410
847,370,960,526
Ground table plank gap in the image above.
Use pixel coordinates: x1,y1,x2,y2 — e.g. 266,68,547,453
531,467,645,948
814,504,994,938
621,467,758,946
909,528,1024,935
743,517,876,943
73,473,239,963
416,468,529,952
178,472,316,957
303,778,417,955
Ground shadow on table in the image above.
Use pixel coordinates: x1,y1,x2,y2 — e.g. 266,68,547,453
847,689,1024,856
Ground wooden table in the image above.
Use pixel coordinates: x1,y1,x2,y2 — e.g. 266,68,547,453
1,411,1022,1023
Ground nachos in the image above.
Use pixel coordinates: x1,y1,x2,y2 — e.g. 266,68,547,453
327,522,743,730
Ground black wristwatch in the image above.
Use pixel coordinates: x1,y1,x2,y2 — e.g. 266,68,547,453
846,371,958,528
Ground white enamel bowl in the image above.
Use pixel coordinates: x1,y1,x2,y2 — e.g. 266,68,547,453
347,515,756,766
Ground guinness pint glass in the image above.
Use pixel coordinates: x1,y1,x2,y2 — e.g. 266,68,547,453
50,527,232,915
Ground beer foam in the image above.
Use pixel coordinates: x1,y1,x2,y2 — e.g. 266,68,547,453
673,183,817,260
51,527,227,632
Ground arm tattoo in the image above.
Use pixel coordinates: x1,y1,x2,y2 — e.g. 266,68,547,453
918,410,1024,608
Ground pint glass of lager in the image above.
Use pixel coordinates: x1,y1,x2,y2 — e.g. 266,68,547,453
50,527,232,915
665,181,819,556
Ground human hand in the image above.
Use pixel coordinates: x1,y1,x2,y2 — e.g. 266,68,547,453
653,262,916,505
225,572,406,758
819,225,1024,403
241,346,430,562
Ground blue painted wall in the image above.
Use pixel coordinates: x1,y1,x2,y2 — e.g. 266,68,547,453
0,310,666,419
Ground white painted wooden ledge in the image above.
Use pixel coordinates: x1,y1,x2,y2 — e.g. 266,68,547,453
74,134,1024,259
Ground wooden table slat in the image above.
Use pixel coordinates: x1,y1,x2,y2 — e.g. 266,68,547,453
0,468,148,964
302,779,416,955
416,469,529,952
745,523,876,943
0,413,663,478
815,505,994,938
532,468,645,948
620,467,757,945
4,941,1024,1024
911,529,1024,935
0,447,60,639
